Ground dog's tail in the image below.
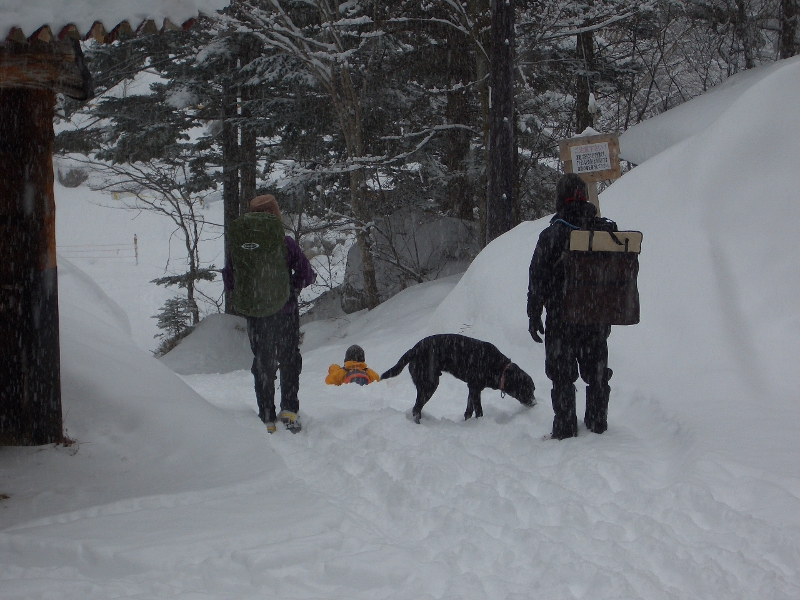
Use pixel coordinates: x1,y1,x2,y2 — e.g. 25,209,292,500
380,348,415,380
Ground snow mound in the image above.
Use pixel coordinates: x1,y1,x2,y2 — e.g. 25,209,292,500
0,259,278,526
430,220,544,356
160,313,252,375
620,56,800,164
606,55,800,473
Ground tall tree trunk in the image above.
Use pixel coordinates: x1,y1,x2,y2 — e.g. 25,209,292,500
470,0,491,246
575,30,595,134
0,88,63,445
187,271,200,326
182,222,201,326
334,66,380,309
513,125,522,224
486,0,515,244
780,0,798,58
240,35,260,211
240,115,257,209
350,169,380,309
221,73,240,314
445,34,473,220
735,0,756,69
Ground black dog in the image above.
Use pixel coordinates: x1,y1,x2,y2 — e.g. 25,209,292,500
381,334,536,424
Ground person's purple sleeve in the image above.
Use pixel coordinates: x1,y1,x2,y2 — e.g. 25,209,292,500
222,254,234,291
284,236,316,292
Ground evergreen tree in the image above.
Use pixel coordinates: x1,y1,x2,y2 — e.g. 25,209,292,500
152,296,196,357
56,26,222,333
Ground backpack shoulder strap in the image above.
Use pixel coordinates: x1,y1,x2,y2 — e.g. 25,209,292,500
344,369,370,385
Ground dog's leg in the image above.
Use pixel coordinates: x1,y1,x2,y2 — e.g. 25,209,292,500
412,382,439,424
465,385,483,420
410,367,439,424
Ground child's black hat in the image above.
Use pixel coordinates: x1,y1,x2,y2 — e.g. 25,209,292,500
344,344,365,363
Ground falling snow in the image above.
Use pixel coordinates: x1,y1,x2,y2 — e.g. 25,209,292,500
1,54,799,599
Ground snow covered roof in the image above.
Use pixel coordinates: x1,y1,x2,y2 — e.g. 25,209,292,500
0,0,230,41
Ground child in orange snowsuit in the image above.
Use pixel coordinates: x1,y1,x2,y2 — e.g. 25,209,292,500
325,345,381,386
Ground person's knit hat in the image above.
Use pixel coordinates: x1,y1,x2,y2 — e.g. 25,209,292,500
250,194,281,219
555,173,589,214
344,344,365,363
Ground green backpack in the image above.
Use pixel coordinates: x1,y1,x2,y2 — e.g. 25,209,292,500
228,212,290,317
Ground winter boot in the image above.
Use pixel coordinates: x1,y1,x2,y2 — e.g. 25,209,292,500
551,384,578,440
584,369,611,434
263,408,278,434
279,410,302,434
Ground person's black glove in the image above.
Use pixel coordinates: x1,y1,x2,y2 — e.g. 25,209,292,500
529,315,544,343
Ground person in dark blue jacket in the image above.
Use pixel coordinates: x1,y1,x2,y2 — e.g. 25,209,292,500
527,174,612,439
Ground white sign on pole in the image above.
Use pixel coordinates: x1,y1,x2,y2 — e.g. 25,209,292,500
570,142,612,174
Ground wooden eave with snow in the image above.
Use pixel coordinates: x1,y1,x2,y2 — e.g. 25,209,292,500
0,18,198,101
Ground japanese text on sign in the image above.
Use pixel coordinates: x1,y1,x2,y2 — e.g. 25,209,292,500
570,143,612,174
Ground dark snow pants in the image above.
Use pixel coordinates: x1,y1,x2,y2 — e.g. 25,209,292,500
545,317,612,439
246,309,302,422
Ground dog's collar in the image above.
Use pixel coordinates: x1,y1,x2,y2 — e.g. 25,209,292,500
499,362,512,397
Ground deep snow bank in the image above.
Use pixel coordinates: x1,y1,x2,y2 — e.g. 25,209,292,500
160,313,252,375
619,56,800,164
0,259,278,527
606,57,800,473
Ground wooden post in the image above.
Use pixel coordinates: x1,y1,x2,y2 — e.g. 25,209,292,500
0,87,63,445
0,37,89,446
486,0,515,244
558,133,621,216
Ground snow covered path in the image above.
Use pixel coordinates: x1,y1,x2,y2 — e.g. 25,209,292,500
177,368,800,598
4,349,799,598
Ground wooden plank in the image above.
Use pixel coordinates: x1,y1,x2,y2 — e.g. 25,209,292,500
162,19,181,32
587,180,600,216
570,230,643,253
5,28,26,43
86,21,108,43
137,20,159,36
5,16,201,46
29,26,54,43
108,21,134,42
559,133,621,182
58,25,82,41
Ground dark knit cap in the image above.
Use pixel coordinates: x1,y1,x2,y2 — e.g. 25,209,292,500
344,345,365,363
555,173,589,214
